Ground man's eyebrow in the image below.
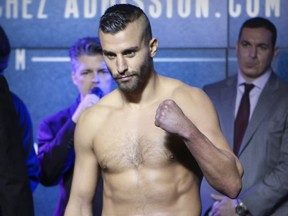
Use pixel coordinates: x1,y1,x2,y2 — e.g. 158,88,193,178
123,46,139,51
122,46,139,54
241,39,269,46
240,39,251,44
102,50,115,55
103,46,139,55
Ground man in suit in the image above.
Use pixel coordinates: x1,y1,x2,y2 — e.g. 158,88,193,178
0,26,39,192
37,37,113,216
201,17,288,216
0,26,34,215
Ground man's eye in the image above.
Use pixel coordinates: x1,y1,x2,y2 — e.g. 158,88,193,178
81,71,91,75
241,42,250,48
258,45,268,51
104,53,116,60
124,51,135,57
98,69,109,74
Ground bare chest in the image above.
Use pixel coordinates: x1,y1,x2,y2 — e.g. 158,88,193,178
94,108,180,172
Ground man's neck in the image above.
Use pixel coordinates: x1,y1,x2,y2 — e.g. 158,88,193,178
121,72,160,109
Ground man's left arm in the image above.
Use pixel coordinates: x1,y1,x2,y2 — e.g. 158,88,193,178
155,89,243,198
12,93,39,192
240,112,288,216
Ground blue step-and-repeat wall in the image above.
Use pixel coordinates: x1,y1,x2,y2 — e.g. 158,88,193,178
1,0,288,215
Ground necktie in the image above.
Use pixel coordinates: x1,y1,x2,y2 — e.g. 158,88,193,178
234,83,254,155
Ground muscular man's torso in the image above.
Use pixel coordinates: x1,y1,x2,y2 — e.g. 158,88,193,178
90,78,203,216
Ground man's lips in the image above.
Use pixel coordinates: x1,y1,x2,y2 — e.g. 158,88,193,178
246,62,258,68
114,74,135,80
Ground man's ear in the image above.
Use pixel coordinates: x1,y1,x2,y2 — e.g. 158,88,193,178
235,41,240,57
71,72,77,85
273,47,279,59
149,38,158,57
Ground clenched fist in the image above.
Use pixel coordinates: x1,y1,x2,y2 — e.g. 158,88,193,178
155,99,190,136
72,94,101,123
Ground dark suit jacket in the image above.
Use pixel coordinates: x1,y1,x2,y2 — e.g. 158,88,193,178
0,75,34,216
11,92,39,191
37,97,103,216
200,73,288,216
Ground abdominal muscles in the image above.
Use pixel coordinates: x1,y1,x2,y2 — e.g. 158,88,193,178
99,134,201,216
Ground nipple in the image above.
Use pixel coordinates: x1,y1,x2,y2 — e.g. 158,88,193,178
169,154,175,160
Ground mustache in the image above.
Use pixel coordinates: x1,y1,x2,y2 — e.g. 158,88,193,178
113,72,137,80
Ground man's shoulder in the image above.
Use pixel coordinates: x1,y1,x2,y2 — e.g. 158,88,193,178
203,76,236,92
11,92,28,110
271,76,288,103
40,101,77,126
10,92,32,123
272,73,288,90
96,89,122,108
260,73,288,102
160,75,198,94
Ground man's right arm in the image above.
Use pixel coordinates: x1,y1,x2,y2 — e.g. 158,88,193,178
0,76,34,216
64,109,99,216
38,94,101,186
37,115,76,186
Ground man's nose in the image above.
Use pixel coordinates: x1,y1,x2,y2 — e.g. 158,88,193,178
92,72,100,83
249,46,257,58
116,56,128,74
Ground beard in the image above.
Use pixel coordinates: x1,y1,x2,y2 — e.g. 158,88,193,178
114,58,152,94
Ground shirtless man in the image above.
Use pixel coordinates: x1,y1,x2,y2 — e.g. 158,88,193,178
64,4,243,216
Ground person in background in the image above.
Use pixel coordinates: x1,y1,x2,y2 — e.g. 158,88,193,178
201,17,288,216
64,4,243,216
0,25,36,215
37,37,113,216
0,26,39,192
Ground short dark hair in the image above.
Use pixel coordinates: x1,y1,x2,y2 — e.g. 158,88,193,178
99,4,152,43
238,17,277,47
69,37,102,72
0,26,11,73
